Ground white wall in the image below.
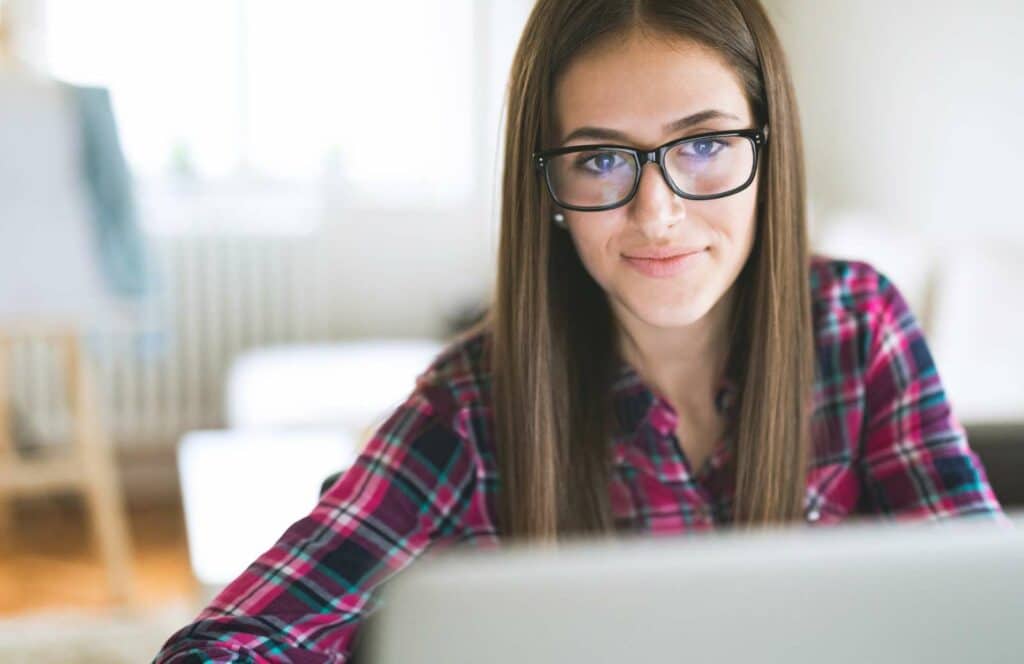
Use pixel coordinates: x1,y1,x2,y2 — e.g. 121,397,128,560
764,0,1024,242
764,1,1024,423
317,0,535,338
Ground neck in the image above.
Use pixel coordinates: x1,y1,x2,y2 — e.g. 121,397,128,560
615,285,737,411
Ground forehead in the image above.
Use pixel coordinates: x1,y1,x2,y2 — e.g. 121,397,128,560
554,31,752,144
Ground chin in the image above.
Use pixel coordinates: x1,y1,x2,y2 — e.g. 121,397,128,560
621,298,712,329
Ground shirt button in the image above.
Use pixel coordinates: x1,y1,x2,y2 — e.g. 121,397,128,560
807,509,821,522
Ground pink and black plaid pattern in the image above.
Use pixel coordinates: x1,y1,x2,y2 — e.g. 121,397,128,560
154,256,1003,663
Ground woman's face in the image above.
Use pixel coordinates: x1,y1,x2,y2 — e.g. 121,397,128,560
554,31,759,332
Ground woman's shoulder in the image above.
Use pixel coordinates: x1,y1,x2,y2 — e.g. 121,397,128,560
808,254,916,380
808,254,917,347
809,254,898,321
412,325,494,419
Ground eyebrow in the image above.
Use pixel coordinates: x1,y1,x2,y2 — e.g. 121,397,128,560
561,109,742,145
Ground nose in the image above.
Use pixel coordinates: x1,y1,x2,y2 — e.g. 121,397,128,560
628,160,686,236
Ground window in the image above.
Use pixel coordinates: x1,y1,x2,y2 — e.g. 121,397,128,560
44,0,489,209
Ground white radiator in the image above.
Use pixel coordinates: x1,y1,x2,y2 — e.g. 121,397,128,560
5,234,333,451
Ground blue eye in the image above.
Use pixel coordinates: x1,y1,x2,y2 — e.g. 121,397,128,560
680,139,725,159
575,151,628,175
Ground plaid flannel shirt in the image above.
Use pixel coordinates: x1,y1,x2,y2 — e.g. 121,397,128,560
154,256,1004,663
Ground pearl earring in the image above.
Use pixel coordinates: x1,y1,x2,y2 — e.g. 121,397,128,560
552,212,567,229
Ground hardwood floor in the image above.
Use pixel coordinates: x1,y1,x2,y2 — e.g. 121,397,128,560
0,495,196,616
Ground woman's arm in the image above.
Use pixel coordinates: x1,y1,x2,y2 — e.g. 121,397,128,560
858,271,1004,520
152,382,479,663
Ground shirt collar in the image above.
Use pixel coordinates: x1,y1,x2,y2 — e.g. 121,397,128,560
611,358,739,441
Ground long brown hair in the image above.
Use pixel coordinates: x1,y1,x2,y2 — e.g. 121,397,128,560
481,0,814,540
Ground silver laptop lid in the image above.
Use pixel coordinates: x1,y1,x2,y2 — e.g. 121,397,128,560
367,516,1023,664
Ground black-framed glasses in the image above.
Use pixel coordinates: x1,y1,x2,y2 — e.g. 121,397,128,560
533,126,768,212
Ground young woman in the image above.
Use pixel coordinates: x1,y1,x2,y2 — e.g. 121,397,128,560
155,0,1003,660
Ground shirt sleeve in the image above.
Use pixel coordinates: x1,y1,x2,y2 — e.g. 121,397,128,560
858,271,1005,521
152,381,479,663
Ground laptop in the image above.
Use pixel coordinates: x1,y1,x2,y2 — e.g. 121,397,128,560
365,513,1024,664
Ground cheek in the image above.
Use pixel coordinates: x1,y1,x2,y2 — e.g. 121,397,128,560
564,213,623,286
710,181,758,247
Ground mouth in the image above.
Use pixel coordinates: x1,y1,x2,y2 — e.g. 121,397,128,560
622,248,708,278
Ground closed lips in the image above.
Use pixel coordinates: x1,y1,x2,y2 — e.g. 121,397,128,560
623,247,706,260
621,248,706,278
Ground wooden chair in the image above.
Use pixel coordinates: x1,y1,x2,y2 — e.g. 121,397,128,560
0,322,135,603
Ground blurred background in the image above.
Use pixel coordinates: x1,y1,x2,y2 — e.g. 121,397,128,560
0,1,1020,660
